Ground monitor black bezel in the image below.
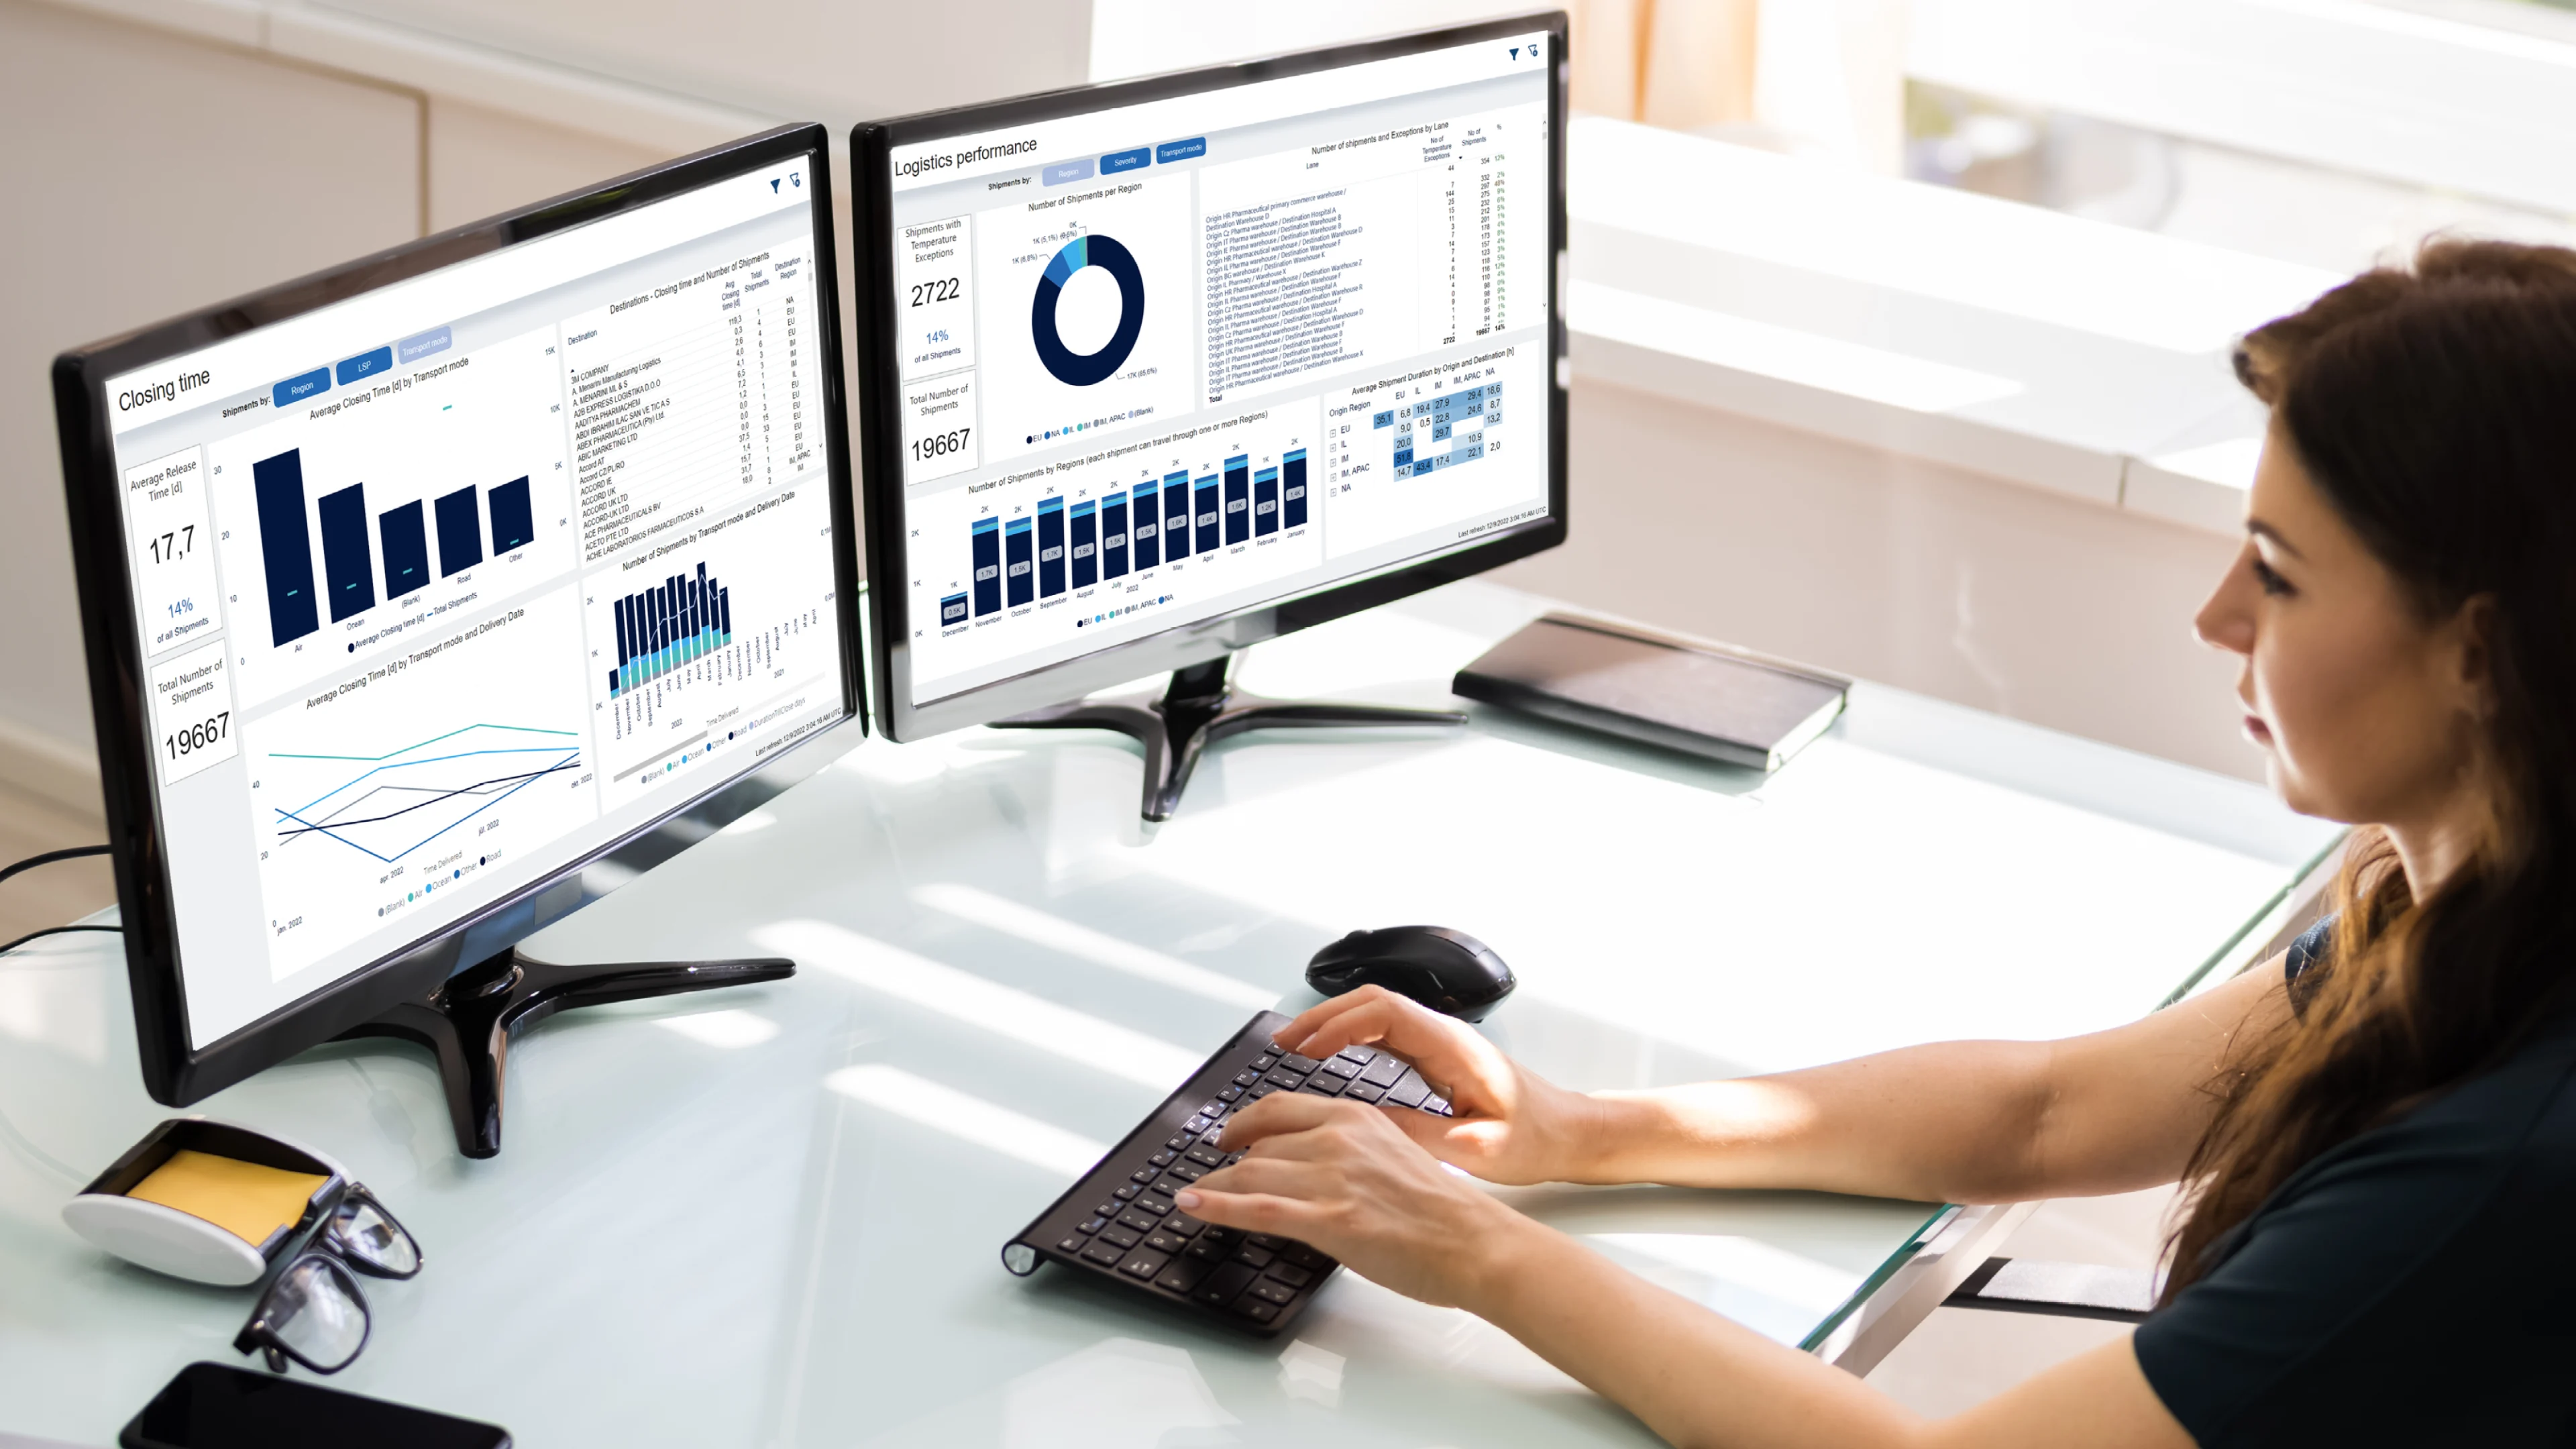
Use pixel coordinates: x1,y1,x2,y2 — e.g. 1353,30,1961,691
50,123,865,1108
851,13,1570,739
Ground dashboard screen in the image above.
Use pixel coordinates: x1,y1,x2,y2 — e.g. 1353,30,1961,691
101,154,847,1047
882,31,1554,705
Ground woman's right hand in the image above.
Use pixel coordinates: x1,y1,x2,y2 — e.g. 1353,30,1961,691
1275,985,1606,1186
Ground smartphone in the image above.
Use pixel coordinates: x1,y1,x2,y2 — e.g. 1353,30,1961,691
121,1362,510,1449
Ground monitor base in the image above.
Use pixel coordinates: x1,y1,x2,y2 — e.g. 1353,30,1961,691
335,947,794,1159
990,656,1466,821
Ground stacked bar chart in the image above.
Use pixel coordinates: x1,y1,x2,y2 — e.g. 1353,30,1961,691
1036,497,1067,597
1222,455,1251,545
1070,499,1098,588
608,560,732,697
1253,465,1280,536
1283,449,1309,528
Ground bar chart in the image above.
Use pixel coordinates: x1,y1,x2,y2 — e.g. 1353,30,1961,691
246,446,547,648
608,560,732,698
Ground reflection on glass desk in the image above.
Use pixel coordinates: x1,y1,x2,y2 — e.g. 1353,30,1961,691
0,581,2337,1447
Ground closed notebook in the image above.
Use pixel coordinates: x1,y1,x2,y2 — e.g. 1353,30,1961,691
1452,614,1849,771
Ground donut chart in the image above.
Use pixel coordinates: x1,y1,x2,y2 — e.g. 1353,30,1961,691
1030,234,1145,388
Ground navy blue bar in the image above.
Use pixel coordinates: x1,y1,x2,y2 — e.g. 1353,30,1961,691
1005,517,1035,606
316,484,375,622
1193,476,1222,555
272,368,330,409
1100,146,1151,174
378,500,429,600
488,476,533,554
941,594,969,626
335,347,394,387
1165,478,1193,561
719,587,731,637
1070,500,1098,589
1224,456,1251,545
615,597,631,667
1155,137,1207,164
1036,497,1067,597
433,485,481,576
252,449,320,647
1101,497,1130,579
971,516,1002,616
1253,467,1279,536
1128,484,1159,570
1283,450,1309,529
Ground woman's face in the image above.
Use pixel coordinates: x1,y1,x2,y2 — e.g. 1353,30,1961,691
2194,421,2486,828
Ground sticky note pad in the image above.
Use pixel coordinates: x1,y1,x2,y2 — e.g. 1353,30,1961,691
125,1149,328,1247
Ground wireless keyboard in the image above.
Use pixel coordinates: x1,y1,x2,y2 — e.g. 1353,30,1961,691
1000,1009,1452,1335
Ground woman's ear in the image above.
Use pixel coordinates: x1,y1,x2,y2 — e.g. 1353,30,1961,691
2451,594,2502,721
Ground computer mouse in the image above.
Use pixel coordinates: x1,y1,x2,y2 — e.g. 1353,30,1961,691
1305,926,1515,1021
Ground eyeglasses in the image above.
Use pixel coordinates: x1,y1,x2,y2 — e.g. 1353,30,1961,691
233,1184,422,1375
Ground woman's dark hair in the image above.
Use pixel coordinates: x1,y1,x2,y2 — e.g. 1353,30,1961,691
2169,239,2576,1297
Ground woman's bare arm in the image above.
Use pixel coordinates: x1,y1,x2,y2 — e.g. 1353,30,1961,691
1280,962,2292,1204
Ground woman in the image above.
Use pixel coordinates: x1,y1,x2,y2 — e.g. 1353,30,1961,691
1177,240,2576,1447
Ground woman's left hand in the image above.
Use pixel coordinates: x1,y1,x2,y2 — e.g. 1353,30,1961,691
1175,1093,1531,1309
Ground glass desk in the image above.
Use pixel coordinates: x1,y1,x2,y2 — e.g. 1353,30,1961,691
0,581,2337,1446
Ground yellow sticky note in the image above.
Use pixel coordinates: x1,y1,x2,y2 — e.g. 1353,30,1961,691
126,1149,328,1247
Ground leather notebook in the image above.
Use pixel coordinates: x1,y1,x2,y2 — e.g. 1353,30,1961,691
1452,613,1849,771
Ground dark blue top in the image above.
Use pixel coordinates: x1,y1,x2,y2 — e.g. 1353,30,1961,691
2133,916,2576,1444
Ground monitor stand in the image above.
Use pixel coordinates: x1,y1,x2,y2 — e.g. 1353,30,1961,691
335,947,793,1159
989,655,1466,821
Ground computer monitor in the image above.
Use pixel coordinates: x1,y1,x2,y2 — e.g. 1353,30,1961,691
850,15,1568,818
50,125,862,1157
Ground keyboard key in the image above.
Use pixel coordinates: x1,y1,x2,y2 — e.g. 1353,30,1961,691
1384,1071,1430,1109
1246,1083,1278,1102
1185,1144,1226,1168
1193,1263,1258,1307
1232,1070,1261,1087
1150,1150,1177,1167
1155,1174,1198,1199
1167,1134,1192,1150
1261,1070,1305,1091
1057,1236,1082,1253
1091,1201,1119,1219
1130,1167,1159,1184
1232,1243,1276,1269
1121,1250,1171,1279
1183,1116,1212,1135
1162,1160,1204,1181
1248,1278,1297,1307
1299,1073,1347,1097
1099,1224,1142,1250
1266,1040,1290,1055
1198,1226,1241,1247
1136,1194,1175,1217
1081,1241,1124,1267
1280,1244,1332,1270
1265,1263,1315,1288
1117,1209,1160,1234
1247,1234,1285,1249
1233,1297,1281,1323
1163,1214,1207,1237
1199,1100,1227,1119
1077,1217,1106,1235
1344,1081,1385,1104
1218,1085,1244,1102
1427,1097,1453,1115
1360,1054,1407,1087
1114,1185,1141,1201
1185,1237,1231,1263
1251,1055,1279,1072
1155,1258,1213,1294
1336,1044,1376,1064
1279,1053,1322,1073
1146,1230,1190,1254
1224,1150,1248,1166
1321,1056,1362,1079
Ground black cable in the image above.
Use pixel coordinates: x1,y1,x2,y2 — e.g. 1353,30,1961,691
0,923,121,955
0,844,109,890
1,846,119,957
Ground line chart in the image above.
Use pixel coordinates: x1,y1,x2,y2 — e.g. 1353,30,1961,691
269,723,581,864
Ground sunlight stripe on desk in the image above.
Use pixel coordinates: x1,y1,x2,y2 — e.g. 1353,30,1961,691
753,918,1204,1089
911,883,1280,1011
824,1063,1109,1177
